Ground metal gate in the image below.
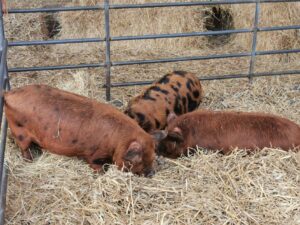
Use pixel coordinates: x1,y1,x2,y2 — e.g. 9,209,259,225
0,0,300,223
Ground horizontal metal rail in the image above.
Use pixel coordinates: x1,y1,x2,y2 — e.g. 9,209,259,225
9,62,104,73
108,70,300,87
9,24,300,47
8,48,300,73
7,0,300,14
112,25,300,41
113,52,251,66
8,6,103,13
112,29,252,41
110,0,300,9
258,24,300,32
256,48,300,55
8,37,104,47
113,48,300,66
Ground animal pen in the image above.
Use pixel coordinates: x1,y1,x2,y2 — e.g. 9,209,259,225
0,0,300,224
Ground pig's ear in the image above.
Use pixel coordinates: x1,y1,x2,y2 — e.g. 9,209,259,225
167,112,178,124
123,141,143,164
168,127,184,142
151,130,168,141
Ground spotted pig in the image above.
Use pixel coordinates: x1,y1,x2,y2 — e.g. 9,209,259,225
157,111,300,158
4,85,166,176
125,71,203,132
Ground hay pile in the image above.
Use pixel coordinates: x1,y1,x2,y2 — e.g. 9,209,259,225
4,0,300,97
4,77,300,225
2,0,300,224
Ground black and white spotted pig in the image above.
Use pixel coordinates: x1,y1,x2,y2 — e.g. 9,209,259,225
125,71,204,132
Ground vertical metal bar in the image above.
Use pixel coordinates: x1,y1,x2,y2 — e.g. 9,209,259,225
0,76,9,225
0,0,5,53
0,40,7,129
104,0,111,101
0,0,7,129
0,65,9,225
248,1,260,82
0,118,8,225
0,2,9,224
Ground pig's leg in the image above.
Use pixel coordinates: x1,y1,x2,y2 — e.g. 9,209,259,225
8,121,33,161
15,134,33,161
86,150,111,173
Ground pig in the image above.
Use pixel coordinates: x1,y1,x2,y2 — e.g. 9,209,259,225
125,71,203,132
4,84,166,176
157,110,300,158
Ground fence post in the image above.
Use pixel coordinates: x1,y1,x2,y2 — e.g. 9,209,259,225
0,1,9,223
104,0,111,101
0,118,8,225
248,0,260,82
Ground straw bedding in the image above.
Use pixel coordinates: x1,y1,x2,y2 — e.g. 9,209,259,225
3,0,300,224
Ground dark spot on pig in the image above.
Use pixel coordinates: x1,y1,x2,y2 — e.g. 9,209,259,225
149,86,169,95
174,71,187,76
136,113,145,123
43,125,48,131
174,96,182,115
155,119,160,129
16,121,23,127
157,75,170,84
193,90,200,98
188,78,195,86
187,93,198,111
182,96,187,112
33,107,36,111
54,107,59,112
143,89,156,101
166,108,170,116
186,81,192,91
36,85,41,89
142,121,152,132
171,85,179,92
18,135,24,141
126,110,135,119
72,139,78,144
176,82,182,87
156,94,159,97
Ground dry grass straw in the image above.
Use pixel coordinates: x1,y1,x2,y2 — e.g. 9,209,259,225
5,76,300,225
2,0,300,224
4,1,300,99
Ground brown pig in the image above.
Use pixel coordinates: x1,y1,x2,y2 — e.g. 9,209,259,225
4,85,166,176
125,71,204,132
157,110,300,158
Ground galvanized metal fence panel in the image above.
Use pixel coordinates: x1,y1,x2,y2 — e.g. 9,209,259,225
0,0,300,223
